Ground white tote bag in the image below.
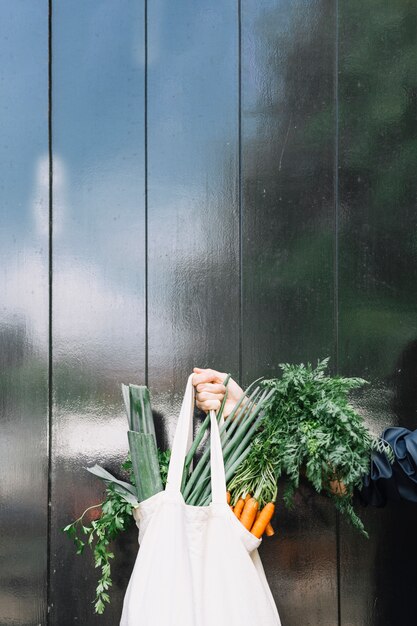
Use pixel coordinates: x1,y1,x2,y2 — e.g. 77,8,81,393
120,373,282,626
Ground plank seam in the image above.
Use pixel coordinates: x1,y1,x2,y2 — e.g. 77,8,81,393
238,0,243,385
46,0,53,622
334,0,341,624
144,0,149,387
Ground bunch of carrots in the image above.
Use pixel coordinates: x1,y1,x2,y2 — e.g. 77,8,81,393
227,491,275,538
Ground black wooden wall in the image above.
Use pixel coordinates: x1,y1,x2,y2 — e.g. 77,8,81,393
1,1,416,624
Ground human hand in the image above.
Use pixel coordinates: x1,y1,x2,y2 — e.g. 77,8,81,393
192,367,245,418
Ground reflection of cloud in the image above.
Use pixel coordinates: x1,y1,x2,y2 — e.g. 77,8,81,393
32,153,67,238
1,151,149,365
2,250,148,365
3,146,217,373
58,413,128,462
53,257,145,357
1,251,49,349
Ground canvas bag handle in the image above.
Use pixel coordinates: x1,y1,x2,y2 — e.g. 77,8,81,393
166,373,227,504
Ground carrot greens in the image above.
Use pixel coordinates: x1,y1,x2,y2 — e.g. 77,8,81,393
227,358,394,537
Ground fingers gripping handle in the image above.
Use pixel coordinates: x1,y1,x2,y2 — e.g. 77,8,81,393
166,373,227,501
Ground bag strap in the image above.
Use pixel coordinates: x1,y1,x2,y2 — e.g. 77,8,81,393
166,373,227,502
209,408,227,504
165,373,195,494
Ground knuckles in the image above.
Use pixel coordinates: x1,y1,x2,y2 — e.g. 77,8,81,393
196,391,225,402
196,398,221,410
195,383,226,393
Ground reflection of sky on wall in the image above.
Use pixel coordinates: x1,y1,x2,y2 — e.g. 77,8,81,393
50,0,241,364
242,0,313,138
148,0,238,190
1,0,232,364
53,2,144,166
1,0,300,362
1,2,146,362
0,2,48,361
0,3,47,232
145,0,241,384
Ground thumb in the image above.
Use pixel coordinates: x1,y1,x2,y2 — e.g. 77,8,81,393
193,367,204,372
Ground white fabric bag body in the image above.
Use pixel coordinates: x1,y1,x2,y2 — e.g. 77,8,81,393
120,373,282,626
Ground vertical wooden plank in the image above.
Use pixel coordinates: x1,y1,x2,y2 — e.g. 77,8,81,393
147,0,239,438
50,2,145,623
0,3,48,625
338,1,417,624
241,1,338,624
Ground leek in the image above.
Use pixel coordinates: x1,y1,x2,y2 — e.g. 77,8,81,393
122,383,163,502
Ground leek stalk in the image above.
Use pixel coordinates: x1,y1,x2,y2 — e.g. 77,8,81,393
182,383,263,502
180,374,231,492
121,384,163,502
186,387,273,505
128,431,162,501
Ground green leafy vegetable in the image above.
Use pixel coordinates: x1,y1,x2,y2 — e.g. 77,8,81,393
63,482,133,614
63,449,171,614
228,358,393,537
157,448,171,487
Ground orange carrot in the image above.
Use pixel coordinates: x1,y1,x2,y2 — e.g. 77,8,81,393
251,510,266,535
233,498,245,519
240,497,259,530
226,491,231,504
250,511,274,537
244,493,251,504
251,503,275,538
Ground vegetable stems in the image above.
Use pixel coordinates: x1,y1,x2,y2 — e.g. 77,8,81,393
182,383,264,503
180,374,231,492
194,390,275,506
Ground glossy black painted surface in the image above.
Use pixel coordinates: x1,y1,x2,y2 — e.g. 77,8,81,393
241,1,338,624
50,2,146,624
0,4,49,625
338,1,417,624
1,0,416,624
147,0,240,428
